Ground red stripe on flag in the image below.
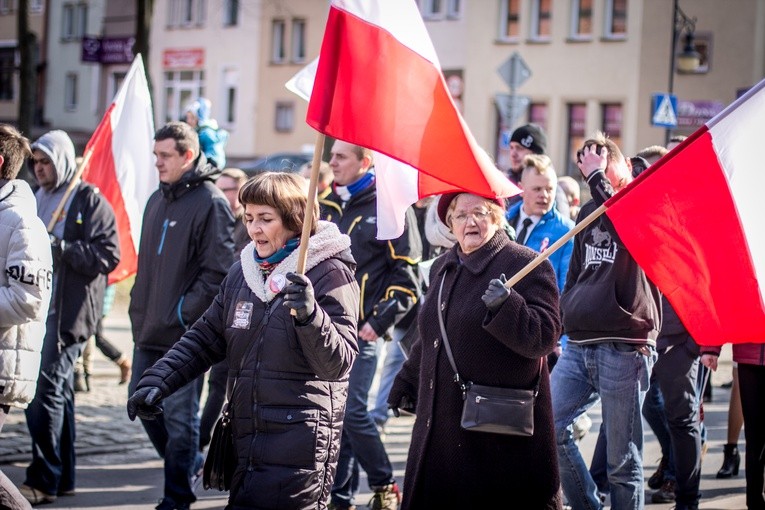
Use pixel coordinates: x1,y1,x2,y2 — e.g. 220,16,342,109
82,105,138,284
307,7,504,196
605,129,765,345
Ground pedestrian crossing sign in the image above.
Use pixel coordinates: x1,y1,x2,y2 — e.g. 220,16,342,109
651,93,678,128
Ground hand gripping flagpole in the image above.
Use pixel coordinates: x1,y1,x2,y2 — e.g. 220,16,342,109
45,147,96,233
290,132,325,316
504,204,607,289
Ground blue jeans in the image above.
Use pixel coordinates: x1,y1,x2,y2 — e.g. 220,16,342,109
24,316,83,496
331,337,395,507
551,342,655,510
370,328,406,426
130,347,204,506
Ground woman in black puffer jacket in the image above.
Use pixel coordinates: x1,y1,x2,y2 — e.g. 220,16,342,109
128,172,360,509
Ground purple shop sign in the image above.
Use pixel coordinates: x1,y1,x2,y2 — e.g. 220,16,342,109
81,36,101,63
676,100,724,128
80,36,135,64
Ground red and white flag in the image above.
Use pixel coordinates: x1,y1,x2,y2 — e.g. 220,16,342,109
81,55,157,284
606,79,765,346
306,0,520,239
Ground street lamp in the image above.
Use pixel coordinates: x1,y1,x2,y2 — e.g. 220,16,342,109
666,0,701,144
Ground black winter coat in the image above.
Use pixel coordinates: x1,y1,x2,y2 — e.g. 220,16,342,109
129,155,235,352
53,183,120,347
320,182,421,336
389,230,563,509
137,222,359,510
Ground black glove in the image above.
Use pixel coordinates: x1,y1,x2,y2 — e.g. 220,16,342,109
389,395,416,417
481,273,510,314
282,272,316,323
49,235,65,267
126,387,163,421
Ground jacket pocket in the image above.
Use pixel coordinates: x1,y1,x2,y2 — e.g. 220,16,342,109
256,407,326,468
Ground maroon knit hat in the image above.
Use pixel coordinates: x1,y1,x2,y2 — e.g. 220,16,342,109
437,192,505,225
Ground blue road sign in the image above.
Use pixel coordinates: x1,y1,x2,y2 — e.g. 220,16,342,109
652,93,678,128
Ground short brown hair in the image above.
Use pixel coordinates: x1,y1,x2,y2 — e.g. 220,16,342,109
579,131,624,165
220,167,248,186
154,121,200,159
636,145,668,164
521,154,557,181
239,171,318,235
0,124,32,180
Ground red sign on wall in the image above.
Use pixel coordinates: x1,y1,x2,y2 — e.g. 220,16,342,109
162,48,205,69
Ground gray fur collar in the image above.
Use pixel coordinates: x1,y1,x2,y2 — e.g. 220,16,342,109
240,220,351,302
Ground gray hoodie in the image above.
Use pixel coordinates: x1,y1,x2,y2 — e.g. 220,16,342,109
31,130,77,239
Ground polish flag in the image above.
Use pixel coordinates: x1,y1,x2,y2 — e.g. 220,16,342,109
306,0,520,239
81,55,157,284
605,79,765,346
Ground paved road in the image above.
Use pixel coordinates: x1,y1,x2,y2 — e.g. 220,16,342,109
0,299,749,509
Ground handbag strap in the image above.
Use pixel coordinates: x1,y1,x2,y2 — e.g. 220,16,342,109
436,271,466,396
225,297,284,409
436,271,544,399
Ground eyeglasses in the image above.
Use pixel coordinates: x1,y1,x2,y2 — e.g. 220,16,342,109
451,210,491,225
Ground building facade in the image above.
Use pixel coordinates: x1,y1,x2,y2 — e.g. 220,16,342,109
2,0,764,171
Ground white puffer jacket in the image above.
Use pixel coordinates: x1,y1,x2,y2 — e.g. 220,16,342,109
0,179,53,408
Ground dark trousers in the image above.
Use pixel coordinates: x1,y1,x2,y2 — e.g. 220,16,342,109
24,314,83,495
738,362,765,510
651,339,702,506
94,317,122,362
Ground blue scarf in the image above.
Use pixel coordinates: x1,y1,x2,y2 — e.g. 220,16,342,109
254,237,300,275
334,171,375,202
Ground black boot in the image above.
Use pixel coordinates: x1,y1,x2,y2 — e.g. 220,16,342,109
716,443,740,478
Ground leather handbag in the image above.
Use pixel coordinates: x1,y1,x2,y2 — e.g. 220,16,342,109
202,297,283,491
203,403,235,490
437,272,542,437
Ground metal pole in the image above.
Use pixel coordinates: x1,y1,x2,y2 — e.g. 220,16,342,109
666,0,679,146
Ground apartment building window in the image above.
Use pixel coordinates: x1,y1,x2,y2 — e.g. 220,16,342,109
64,73,78,110
604,0,627,38
530,0,552,40
223,0,238,26
421,0,462,19
275,101,294,132
271,19,286,64
30,0,43,13
109,71,127,100
0,47,14,100
447,0,462,19
222,67,238,126
601,103,623,148
291,19,306,63
421,0,442,19
167,0,206,28
163,70,205,123
570,0,592,39
529,102,548,131
566,103,586,175
498,0,520,41
62,3,87,41
0,0,13,15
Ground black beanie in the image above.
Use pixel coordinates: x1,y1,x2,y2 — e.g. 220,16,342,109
510,123,547,155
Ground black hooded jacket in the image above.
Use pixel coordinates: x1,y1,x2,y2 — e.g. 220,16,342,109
129,154,235,353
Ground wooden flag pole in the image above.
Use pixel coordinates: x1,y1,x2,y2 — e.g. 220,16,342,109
295,132,325,275
504,204,607,289
290,132,325,316
46,146,95,233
